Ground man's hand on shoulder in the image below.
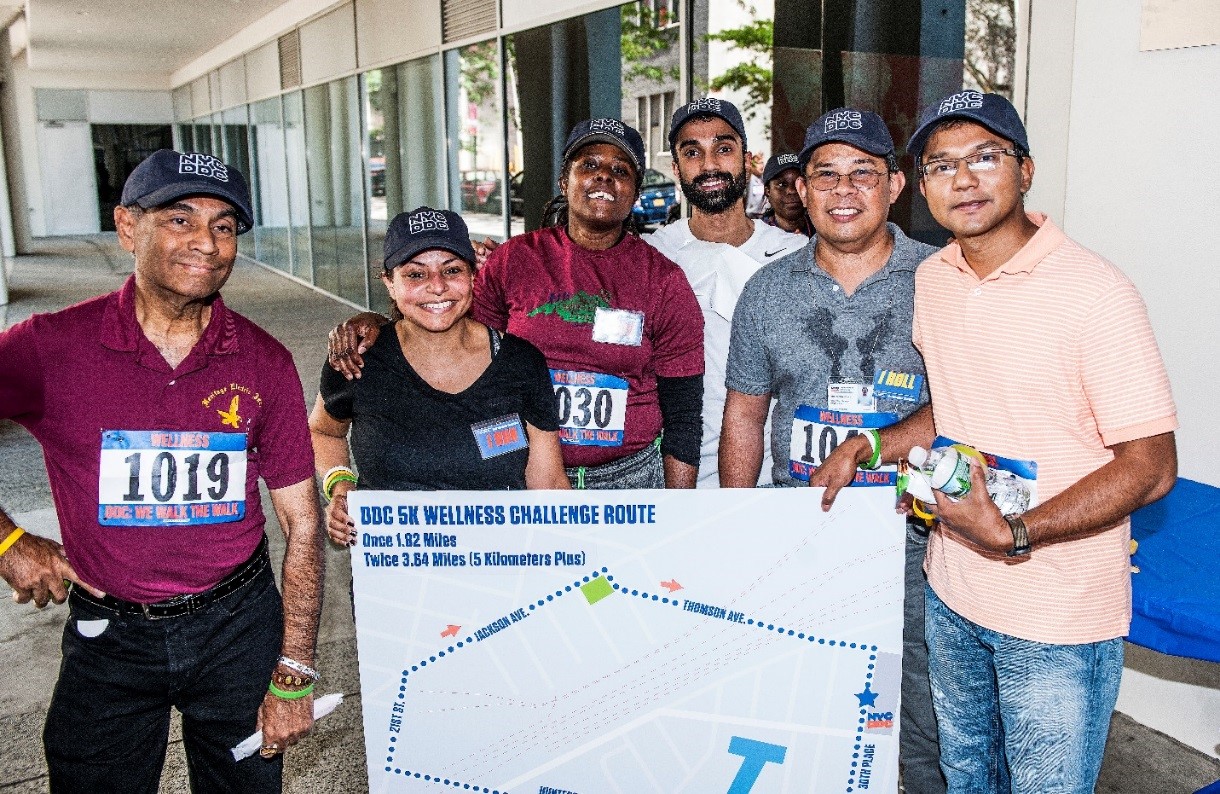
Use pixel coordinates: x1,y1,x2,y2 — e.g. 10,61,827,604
0,531,105,608
327,312,388,380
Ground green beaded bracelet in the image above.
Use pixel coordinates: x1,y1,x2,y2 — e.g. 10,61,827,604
268,680,315,700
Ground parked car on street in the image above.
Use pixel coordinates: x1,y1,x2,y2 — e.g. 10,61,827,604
632,168,677,227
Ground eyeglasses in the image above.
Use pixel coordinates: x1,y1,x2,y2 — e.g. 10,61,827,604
806,168,887,192
918,148,1022,180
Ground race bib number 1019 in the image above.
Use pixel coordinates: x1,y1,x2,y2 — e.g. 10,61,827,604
550,370,628,447
98,430,248,526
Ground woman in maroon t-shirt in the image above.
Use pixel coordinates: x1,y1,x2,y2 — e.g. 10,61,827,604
329,120,704,490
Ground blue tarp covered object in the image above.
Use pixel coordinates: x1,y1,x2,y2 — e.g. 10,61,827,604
1128,478,1220,664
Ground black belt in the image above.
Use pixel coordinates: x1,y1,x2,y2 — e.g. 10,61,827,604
71,535,269,620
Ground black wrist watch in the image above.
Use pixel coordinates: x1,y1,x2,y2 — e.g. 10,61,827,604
1004,514,1032,558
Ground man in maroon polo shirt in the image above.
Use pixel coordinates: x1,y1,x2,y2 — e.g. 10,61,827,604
0,150,324,792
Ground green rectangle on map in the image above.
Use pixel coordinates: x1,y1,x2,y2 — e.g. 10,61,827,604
581,577,613,605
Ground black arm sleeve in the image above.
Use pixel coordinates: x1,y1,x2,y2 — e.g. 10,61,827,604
656,374,704,468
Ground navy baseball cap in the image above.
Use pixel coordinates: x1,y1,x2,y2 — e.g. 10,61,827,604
668,97,748,149
798,109,895,169
121,149,254,234
762,153,801,185
383,207,476,271
562,118,646,179
907,91,1030,160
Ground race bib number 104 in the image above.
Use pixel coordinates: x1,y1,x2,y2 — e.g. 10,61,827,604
789,407,898,485
98,430,248,526
550,370,628,447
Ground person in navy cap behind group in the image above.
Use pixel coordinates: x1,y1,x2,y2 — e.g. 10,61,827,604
310,206,569,547
758,153,812,236
0,149,325,791
326,121,706,491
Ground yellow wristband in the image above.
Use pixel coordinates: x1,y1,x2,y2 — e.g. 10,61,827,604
0,527,25,557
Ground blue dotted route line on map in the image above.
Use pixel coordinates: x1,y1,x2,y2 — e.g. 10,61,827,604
383,566,882,793
845,649,880,792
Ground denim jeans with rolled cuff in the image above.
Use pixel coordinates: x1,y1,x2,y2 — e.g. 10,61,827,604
924,584,1123,794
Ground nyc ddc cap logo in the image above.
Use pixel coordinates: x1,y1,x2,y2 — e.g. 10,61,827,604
939,91,984,115
408,210,449,234
824,110,863,132
776,153,799,166
179,154,229,183
688,97,722,113
588,118,626,136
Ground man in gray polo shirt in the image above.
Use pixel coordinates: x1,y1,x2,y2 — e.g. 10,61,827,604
719,109,944,793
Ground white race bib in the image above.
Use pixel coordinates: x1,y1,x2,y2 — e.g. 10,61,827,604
550,370,628,447
789,407,897,486
98,430,248,525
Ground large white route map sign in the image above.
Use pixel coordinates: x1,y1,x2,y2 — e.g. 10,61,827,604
348,488,903,794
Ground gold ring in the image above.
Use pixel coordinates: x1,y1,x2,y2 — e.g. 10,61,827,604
260,744,280,759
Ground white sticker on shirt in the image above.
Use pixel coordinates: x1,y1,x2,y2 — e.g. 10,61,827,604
789,407,898,485
98,430,247,526
550,370,628,447
591,307,645,347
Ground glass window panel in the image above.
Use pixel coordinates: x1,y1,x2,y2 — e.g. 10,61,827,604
503,4,681,234
176,124,194,151
305,77,368,307
221,106,254,258
964,0,1016,98
249,97,291,273
445,40,505,242
699,0,1015,245
282,90,312,282
210,114,223,157
361,55,447,305
192,121,213,155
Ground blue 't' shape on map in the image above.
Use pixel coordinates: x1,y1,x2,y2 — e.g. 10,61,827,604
727,736,788,793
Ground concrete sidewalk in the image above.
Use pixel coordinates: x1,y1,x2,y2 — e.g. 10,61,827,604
1,236,1217,792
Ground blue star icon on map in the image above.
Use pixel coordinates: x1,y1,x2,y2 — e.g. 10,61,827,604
855,684,879,708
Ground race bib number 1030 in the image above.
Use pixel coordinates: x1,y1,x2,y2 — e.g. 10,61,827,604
98,430,248,526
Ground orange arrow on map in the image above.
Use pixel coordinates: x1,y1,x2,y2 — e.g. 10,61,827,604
661,579,683,593
441,624,460,638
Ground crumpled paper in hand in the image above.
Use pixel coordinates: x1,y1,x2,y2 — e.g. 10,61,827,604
230,693,344,761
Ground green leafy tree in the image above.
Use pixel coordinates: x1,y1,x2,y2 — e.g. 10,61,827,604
621,3,680,84
460,40,500,107
705,12,773,119
964,0,1016,97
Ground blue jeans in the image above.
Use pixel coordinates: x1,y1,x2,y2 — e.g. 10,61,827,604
44,555,284,793
924,585,1123,794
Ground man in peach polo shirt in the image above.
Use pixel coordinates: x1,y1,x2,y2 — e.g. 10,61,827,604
813,92,1177,793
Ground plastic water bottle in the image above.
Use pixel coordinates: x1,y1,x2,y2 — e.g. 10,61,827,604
907,446,973,498
908,444,1031,513
987,469,1031,515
